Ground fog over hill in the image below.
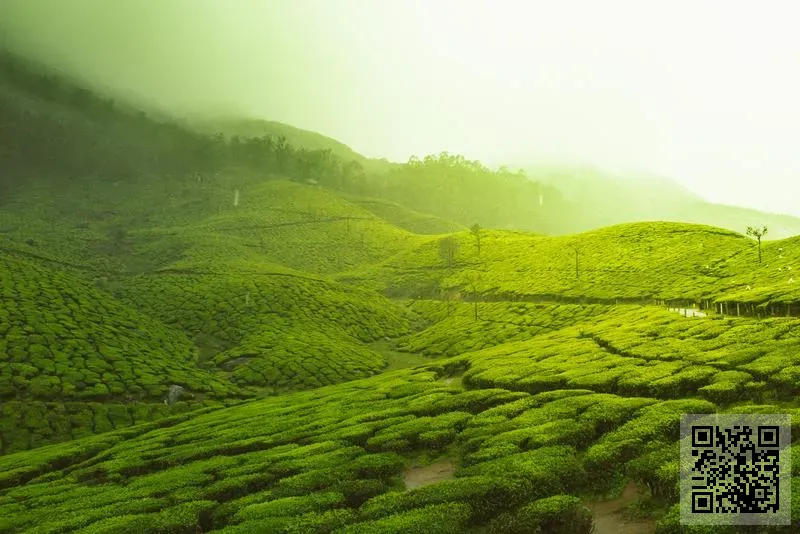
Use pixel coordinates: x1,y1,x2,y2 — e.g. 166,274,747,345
3,0,800,220
6,5,800,533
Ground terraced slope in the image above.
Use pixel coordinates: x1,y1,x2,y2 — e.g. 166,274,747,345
0,252,247,453
114,269,414,391
343,196,465,235
397,301,616,357
1,173,436,454
459,305,800,403
0,254,241,402
162,180,423,275
3,310,800,532
1,177,424,276
711,235,800,308
339,222,754,302
338,220,800,320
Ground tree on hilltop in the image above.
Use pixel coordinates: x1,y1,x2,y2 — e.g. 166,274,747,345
745,225,768,264
470,223,483,256
439,236,459,268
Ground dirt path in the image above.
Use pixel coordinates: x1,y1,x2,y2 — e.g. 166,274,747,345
403,458,457,490
585,482,656,534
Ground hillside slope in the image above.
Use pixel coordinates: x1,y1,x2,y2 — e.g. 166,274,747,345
5,48,800,533
526,165,800,238
0,51,432,453
188,117,396,175
342,196,465,235
4,304,800,532
338,222,755,302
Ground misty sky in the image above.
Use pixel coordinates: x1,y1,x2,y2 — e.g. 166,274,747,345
2,1,800,216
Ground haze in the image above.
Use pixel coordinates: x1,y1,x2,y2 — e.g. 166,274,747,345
2,0,800,217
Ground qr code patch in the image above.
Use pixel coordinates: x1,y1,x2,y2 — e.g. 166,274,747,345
680,413,791,526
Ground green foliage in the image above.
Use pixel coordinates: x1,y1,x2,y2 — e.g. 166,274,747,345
397,302,613,357
458,446,586,500
114,255,413,391
488,494,593,534
381,152,565,233
0,255,239,404
345,222,755,302
359,476,524,523
627,442,680,501
233,491,346,522
335,502,472,534
10,42,800,534
345,196,465,235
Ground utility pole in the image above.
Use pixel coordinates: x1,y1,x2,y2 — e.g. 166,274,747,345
575,248,579,279
569,245,580,279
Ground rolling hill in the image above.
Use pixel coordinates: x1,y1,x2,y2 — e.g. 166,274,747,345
4,47,800,534
525,165,800,238
187,117,397,176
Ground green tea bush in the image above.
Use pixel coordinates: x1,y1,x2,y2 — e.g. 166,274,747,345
233,491,346,523
458,446,585,501
334,502,472,534
359,475,526,523
488,494,593,534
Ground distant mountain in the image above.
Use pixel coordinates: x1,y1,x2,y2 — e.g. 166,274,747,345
3,45,798,241
183,115,800,239
523,165,800,238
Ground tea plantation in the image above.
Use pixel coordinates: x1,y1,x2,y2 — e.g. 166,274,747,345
7,42,800,534
5,177,800,532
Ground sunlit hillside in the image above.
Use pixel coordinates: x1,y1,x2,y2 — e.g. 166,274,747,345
3,46,800,534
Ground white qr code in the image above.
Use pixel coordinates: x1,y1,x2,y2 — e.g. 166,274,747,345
680,413,791,526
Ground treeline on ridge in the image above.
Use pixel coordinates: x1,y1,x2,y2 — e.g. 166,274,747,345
0,49,571,234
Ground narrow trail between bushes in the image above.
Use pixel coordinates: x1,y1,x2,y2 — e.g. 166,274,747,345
585,482,656,534
403,458,458,490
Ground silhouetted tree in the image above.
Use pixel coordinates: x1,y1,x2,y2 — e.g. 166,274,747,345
343,160,366,191
464,271,482,320
470,223,483,256
568,244,581,279
439,236,459,268
442,287,460,317
746,226,768,263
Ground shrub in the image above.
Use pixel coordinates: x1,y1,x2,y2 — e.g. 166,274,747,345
458,446,585,501
334,502,472,534
488,494,593,534
233,491,346,522
347,453,406,479
334,479,391,508
359,475,524,523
